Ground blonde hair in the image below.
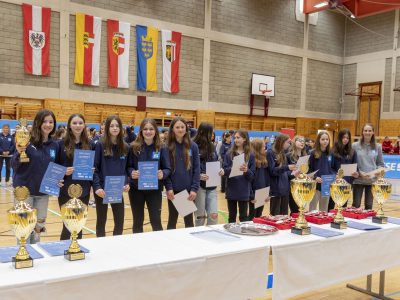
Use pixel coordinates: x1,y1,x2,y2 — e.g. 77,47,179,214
251,138,267,168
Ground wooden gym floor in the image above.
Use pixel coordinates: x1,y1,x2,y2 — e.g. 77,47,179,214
0,182,400,299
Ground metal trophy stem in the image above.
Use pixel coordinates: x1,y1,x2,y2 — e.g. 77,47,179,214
372,170,391,224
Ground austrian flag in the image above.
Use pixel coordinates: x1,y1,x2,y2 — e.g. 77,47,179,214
107,19,130,88
162,30,181,93
22,3,51,76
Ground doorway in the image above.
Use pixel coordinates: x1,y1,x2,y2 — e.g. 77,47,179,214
357,82,381,136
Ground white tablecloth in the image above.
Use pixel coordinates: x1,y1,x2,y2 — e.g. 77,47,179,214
270,219,400,300
0,227,269,300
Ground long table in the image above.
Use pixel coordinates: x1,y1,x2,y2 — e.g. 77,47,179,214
0,227,269,300
2,220,400,300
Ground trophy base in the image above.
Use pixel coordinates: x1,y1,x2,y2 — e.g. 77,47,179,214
64,250,85,261
291,226,311,235
331,221,347,229
12,256,33,269
19,157,30,163
372,216,388,224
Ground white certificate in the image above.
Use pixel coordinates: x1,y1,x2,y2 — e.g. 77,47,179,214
206,161,221,188
229,153,245,178
172,190,197,217
255,187,270,209
307,169,319,179
296,155,310,169
340,163,357,177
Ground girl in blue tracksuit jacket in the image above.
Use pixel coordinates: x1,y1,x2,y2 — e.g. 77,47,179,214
164,117,200,229
127,118,171,233
12,109,61,243
93,116,130,237
223,129,255,223
58,113,94,240
249,138,270,220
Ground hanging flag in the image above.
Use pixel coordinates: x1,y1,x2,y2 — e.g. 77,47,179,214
107,19,130,88
74,13,101,86
162,30,181,93
136,25,158,91
22,3,51,76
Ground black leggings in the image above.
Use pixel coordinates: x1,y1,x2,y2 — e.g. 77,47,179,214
248,202,263,220
288,193,299,214
94,194,125,237
167,194,194,230
227,200,248,223
129,188,163,233
270,196,289,216
58,194,90,240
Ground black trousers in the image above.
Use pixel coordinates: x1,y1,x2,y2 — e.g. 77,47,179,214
58,194,90,240
129,188,163,233
288,193,299,214
167,194,194,230
227,200,248,223
270,196,289,216
248,202,263,220
94,194,125,237
220,175,227,193
353,184,373,210
0,156,11,182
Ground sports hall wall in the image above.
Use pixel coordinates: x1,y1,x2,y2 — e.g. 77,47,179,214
0,0,399,137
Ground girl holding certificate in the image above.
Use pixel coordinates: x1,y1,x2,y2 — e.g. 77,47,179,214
352,123,384,209
164,117,200,229
93,116,130,237
193,122,224,226
308,131,336,212
249,138,270,220
286,136,307,214
223,129,255,222
331,128,359,209
127,118,171,233
58,113,93,240
12,109,61,243
267,134,294,216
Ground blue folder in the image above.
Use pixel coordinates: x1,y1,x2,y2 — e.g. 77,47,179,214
347,220,381,231
0,244,44,263
37,240,89,256
310,226,344,238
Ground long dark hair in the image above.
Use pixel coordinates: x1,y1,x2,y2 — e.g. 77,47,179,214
333,128,354,159
30,109,57,147
193,122,214,161
64,114,91,160
313,130,331,159
360,123,377,149
251,138,267,168
229,129,251,162
168,117,191,171
102,115,128,157
272,134,289,167
132,118,160,155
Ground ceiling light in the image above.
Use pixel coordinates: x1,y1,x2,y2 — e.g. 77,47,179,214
350,14,355,18
314,1,329,8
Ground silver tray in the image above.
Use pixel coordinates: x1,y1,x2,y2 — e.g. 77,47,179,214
223,222,278,236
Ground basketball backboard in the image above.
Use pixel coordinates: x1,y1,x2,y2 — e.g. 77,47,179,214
251,73,275,97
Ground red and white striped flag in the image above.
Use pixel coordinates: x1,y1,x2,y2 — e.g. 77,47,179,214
107,19,130,88
162,30,181,93
22,3,51,76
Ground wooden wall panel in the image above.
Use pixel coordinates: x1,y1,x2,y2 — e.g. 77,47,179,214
44,99,85,122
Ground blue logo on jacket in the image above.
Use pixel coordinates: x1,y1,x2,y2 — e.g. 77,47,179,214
152,152,160,160
49,149,56,160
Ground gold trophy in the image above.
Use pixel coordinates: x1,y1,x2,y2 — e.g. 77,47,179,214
371,170,391,224
15,119,30,163
61,184,88,261
8,186,37,269
290,164,316,235
330,169,352,229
